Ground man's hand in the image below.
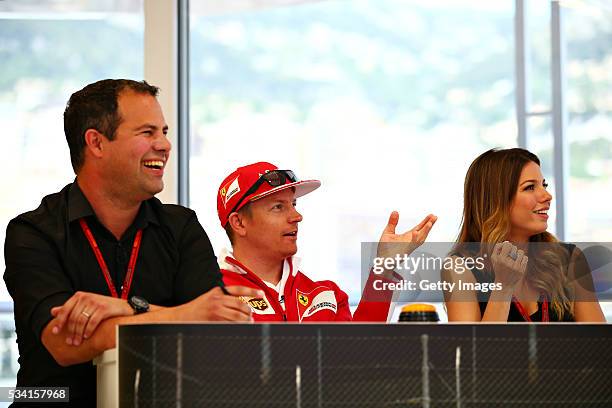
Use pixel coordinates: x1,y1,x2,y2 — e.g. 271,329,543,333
50,285,263,348
178,286,264,321
50,292,133,346
376,212,438,260
41,285,264,367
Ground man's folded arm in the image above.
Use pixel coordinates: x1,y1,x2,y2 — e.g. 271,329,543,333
41,285,259,367
40,305,183,367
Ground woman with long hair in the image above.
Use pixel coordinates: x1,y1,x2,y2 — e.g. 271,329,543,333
444,148,604,322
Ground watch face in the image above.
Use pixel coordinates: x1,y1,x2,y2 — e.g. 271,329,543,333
130,296,149,313
132,297,147,308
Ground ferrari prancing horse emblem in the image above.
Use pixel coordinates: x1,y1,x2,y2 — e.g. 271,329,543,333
298,294,309,307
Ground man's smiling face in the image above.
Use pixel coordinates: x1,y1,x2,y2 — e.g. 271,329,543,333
103,90,171,201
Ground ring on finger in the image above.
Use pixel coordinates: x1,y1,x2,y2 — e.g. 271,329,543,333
81,310,91,319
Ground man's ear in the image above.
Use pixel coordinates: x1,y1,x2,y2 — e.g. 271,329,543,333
83,129,106,159
228,212,248,238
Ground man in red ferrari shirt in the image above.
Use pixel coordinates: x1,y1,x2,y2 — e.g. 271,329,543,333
217,162,437,322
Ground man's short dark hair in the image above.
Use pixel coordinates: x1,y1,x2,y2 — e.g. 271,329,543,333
63,79,160,172
224,203,252,245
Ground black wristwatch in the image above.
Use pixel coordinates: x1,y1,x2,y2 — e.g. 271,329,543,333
128,296,150,314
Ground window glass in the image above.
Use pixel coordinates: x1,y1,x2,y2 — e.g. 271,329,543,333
0,1,144,301
563,3,612,241
189,0,516,302
525,1,612,242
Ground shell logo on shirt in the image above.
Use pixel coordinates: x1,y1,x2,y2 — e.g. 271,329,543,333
296,288,337,321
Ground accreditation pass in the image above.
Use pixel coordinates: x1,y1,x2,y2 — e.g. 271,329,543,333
0,387,69,402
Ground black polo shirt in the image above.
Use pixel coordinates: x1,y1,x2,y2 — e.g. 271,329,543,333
4,182,222,407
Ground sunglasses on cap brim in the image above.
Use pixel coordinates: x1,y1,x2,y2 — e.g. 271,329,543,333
229,170,298,215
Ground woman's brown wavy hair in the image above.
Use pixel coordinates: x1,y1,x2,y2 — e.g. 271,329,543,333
457,148,572,318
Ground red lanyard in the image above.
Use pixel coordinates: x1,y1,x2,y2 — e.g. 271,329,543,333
79,218,142,299
512,295,549,323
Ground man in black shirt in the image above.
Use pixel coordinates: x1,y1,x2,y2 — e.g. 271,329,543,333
3,79,260,406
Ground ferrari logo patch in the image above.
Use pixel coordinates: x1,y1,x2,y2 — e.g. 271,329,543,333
295,288,338,322
221,176,241,207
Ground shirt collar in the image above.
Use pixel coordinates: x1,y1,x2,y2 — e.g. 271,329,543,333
218,248,301,277
67,180,160,228
67,181,95,222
